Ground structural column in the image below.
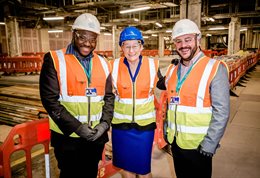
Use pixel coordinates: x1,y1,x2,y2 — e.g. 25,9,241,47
179,0,204,48
180,0,201,28
228,17,240,55
252,32,260,49
5,17,21,56
245,29,253,49
158,33,164,57
38,29,50,52
112,25,121,59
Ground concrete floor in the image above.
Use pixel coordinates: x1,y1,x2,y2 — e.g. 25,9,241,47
0,59,259,178
111,63,260,178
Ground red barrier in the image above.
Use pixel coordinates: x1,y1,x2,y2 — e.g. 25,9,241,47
154,91,167,149
0,56,43,74
0,118,120,178
97,151,120,178
228,54,258,89
164,49,172,56
95,51,113,58
0,118,50,178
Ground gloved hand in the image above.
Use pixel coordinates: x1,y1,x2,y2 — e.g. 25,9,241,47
75,124,96,141
197,145,213,157
163,119,170,144
89,122,109,141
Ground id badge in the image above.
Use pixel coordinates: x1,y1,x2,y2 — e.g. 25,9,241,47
170,96,180,105
86,88,97,97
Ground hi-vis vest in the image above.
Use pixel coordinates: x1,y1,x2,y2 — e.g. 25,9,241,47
49,49,110,137
111,57,159,126
165,55,228,149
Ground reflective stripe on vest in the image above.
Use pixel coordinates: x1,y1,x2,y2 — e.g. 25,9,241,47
166,56,221,149
49,49,109,137
112,57,158,126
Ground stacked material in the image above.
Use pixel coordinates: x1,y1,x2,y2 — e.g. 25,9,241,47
0,78,47,126
214,50,255,70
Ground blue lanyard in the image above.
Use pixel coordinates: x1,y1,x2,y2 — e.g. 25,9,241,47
124,56,142,82
80,59,92,85
176,64,193,94
176,53,204,94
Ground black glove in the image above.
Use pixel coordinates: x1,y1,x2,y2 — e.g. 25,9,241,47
89,122,109,141
163,119,170,144
197,145,213,157
75,124,96,141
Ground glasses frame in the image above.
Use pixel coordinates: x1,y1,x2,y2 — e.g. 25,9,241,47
122,42,142,52
173,35,197,45
74,31,97,44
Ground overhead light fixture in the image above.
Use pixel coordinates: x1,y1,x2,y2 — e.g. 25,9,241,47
240,28,247,32
0,22,5,25
133,18,139,22
166,30,172,33
43,16,64,21
120,6,151,14
152,34,158,37
155,22,162,28
208,26,227,30
208,17,215,22
104,32,112,36
100,26,106,30
48,29,63,33
143,36,149,39
161,2,178,7
206,34,212,37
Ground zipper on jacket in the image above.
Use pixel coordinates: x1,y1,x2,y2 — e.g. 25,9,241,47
131,82,136,123
87,82,91,126
174,104,178,136
88,96,91,126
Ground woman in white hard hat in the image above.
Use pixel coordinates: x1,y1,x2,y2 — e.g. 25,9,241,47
158,19,230,178
40,13,114,178
110,26,163,178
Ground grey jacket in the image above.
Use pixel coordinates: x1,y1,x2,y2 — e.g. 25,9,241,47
200,63,230,154
156,55,230,154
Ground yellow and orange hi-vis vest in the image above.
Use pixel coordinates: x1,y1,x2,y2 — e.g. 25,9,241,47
111,57,159,126
165,55,228,149
49,49,111,137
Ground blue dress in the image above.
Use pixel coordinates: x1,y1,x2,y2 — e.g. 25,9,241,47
112,128,154,175
111,57,155,175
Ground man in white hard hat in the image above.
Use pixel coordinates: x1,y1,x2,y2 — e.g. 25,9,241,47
161,19,230,177
40,13,114,178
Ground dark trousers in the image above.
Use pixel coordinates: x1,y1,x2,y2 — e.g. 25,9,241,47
51,131,104,178
171,140,212,178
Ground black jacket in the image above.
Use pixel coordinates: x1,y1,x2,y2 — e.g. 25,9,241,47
40,52,115,144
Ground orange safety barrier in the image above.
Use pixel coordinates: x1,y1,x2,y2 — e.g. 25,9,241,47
228,54,258,89
95,51,113,58
218,49,228,56
202,50,219,58
164,49,172,56
154,91,168,149
0,56,43,74
97,151,120,178
22,52,45,58
0,118,121,178
0,118,50,178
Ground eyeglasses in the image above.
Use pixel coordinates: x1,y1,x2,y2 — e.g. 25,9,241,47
173,37,195,45
75,31,97,44
122,43,141,51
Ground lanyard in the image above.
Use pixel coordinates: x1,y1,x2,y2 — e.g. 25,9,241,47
176,63,194,94
176,53,204,94
124,56,142,82
81,59,92,85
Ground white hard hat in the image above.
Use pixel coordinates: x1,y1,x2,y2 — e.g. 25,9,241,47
72,13,100,34
172,19,201,40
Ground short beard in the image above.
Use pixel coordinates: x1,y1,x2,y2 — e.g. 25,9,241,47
177,42,198,64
